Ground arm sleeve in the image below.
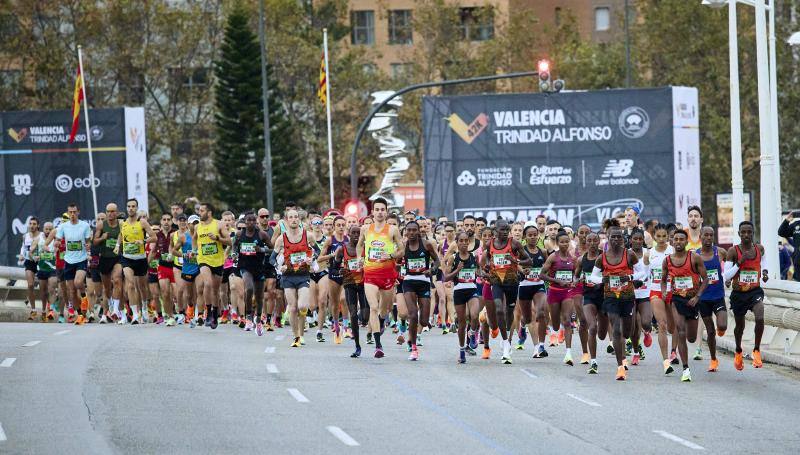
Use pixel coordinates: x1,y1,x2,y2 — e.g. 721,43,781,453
761,254,768,271
722,261,739,281
589,266,603,285
633,259,648,281
270,250,280,267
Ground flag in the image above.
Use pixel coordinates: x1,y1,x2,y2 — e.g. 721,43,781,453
68,66,84,144
317,53,327,106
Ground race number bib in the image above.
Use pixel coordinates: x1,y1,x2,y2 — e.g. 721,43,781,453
201,243,218,256
739,270,759,284
407,257,426,272
39,251,55,261
368,247,384,261
149,259,159,269
651,266,662,283
347,258,362,272
240,243,257,255
124,242,141,255
526,267,542,282
706,269,719,284
289,252,307,266
176,256,185,266
66,241,83,252
674,276,693,290
105,238,117,250
555,270,573,282
492,254,510,267
608,275,622,291
458,268,477,282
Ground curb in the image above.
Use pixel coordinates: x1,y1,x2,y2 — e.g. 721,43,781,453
708,333,800,370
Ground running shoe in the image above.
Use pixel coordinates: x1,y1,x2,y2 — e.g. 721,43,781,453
491,328,499,339
204,316,212,327
468,332,478,351
291,337,301,347
80,296,89,313
465,346,477,356
409,348,419,361
266,322,274,332
316,332,326,343
557,328,565,345
350,347,361,358
518,327,528,346
87,311,96,323
256,322,263,336
533,345,549,358
74,315,86,325
345,327,353,338
669,349,679,365
458,349,467,364
616,365,626,381
623,358,629,370
606,344,615,354
28,310,36,321
238,319,246,329
417,335,423,347
366,333,374,345
281,312,288,326
189,319,196,328
58,316,66,324
442,326,449,335
67,306,76,323
716,328,726,337
210,316,219,330
186,305,195,321
643,331,653,348
708,359,719,372
176,314,185,325
119,312,128,325
752,349,763,368
40,312,48,323
631,353,640,366
693,347,703,361
230,312,238,323
548,332,557,346
638,344,646,360
663,359,675,375
588,361,598,374
132,314,141,325
197,316,205,326
396,334,405,345
734,351,744,371
374,348,385,358
47,310,55,321
156,316,164,325
482,347,491,359
625,338,633,356
563,351,574,366
299,336,306,345
681,368,692,382
407,341,412,352
422,326,430,333
165,318,176,327
244,320,253,332
334,323,342,344
501,340,512,364
99,314,109,324
580,353,590,365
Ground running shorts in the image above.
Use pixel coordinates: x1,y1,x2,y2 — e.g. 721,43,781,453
120,257,148,277
157,265,175,283
148,273,158,284
453,287,478,305
671,295,700,320
36,270,54,281
24,259,37,273
518,284,545,301
582,290,604,310
311,271,328,283
364,269,397,291
181,272,199,283
491,284,518,307
729,288,764,317
239,266,265,282
481,282,492,301
547,286,572,305
281,274,310,290
698,298,726,318
649,290,672,304
222,267,240,284
98,256,120,275
63,260,87,281
602,297,634,317
403,279,431,298
568,283,583,299
90,267,101,283
200,264,224,277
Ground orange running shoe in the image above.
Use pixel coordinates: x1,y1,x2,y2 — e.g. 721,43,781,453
734,351,744,371
491,328,499,339
558,328,565,345
616,365,626,381
549,332,557,347
752,350,763,368
47,310,55,321
482,347,491,359
716,329,726,337
74,315,86,325
186,305,195,320
708,359,719,372
80,296,89,312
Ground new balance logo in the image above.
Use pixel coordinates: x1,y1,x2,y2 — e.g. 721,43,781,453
601,159,634,178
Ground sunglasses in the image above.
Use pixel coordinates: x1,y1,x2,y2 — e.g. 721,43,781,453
259,215,269,218
311,220,323,226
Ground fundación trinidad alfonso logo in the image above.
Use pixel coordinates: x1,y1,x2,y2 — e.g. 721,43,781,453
7,127,28,143
446,112,489,144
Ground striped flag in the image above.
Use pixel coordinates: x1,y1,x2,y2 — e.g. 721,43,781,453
68,66,84,144
317,53,327,106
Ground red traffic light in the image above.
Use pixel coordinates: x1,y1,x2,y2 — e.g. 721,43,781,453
344,200,360,216
537,60,550,80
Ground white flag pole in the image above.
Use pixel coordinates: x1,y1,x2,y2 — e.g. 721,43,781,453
77,45,98,217
323,28,335,209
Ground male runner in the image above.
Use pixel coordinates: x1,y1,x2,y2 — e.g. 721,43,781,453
723,221,768,370
686,206,704,251
696,226,727,372
171,214,199,325
151,213,176,325
232,212,270,335
356,197,405,358
46,203,92,325
32,222,58,322
20,217,42,320
94,203,123,322
257,208,279,329
192,202,231,329
115,198,155,324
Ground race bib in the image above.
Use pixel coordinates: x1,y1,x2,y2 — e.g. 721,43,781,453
66,241,83,252
347,258,362,272
105,238,117,250
201,243,218,256
368,247,384,261
240,242,257,255
149,259,159,269
399,265,407,277
407,257,426,272
651,266,662,283
124,242,141,255
608,275,622,291
526,267,542,282
289,252,307,266
39,251,55,261
458,268,477,282
674,276,693,290
163,253,173,263
555,270,573,282
176,256,185,266
492,253,510,267
739,270,759,284
706,269,719,284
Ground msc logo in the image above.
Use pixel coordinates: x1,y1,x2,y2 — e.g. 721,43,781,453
12,174,32,195
456,170,477,186
601,159,634,178
618,107,650,139
7,127,28,143
446,113,489,144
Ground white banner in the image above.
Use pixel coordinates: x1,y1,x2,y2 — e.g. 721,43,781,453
123,107,148,212
672,87,701,225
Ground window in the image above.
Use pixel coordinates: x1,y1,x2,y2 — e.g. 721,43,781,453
595,7,610,31
351,10,375,45
459,7,494,41
388,10,412,45
170,67,210,90
554,7,562,27
390,63,412,79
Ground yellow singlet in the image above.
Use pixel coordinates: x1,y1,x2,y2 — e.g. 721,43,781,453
121,220,145,259
196,219,224,267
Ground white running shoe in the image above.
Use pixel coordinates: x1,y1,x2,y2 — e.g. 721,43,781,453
99,314,108,324
176,314,185,325
681,368,692,382
501,340,512,363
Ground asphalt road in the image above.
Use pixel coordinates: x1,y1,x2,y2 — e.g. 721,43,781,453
1,321,799,454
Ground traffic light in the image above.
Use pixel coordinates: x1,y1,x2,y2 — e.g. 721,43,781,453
537,59,565,94
344,200,360,217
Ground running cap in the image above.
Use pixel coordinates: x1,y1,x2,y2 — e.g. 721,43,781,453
176,214,188,221
188,215,200,224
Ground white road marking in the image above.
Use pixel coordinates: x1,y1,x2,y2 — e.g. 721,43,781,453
264,346,276,353
287,388,309,403
274,335,285,341
21,341,41,347
53,330,71,336
266,363,279,374
565,393,601,407
0,422,6,441
520,368,537,378
0,358,16,368
327,426,359,446
653,430,705,450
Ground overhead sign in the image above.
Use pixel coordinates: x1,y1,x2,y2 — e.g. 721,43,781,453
423,87,700,228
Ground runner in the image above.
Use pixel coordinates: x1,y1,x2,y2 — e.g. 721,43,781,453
257,208,278,330
319,216,349,343
20,217,42,320
435,222,456,335
540,229,579,366
220,211,242,325
86,212,106,322
191,203,231,329
661,229,708,382
151,213,176,326
272,209,315,347
172,214,200,326
31,221,56,322
232,212,271,334
686,206,704,250
401,221,440,361
308,214,332,342
45,203,92,325
114,199,155,324
94,203,123,323
579,231,607,373
645,223,678,374
443,231,481,364
518,225,549,359
629,229,653,366
696,226,728,372
335,225,368,358
724,221,769,370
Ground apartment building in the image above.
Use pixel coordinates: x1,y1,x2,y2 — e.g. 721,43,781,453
348,0,626,74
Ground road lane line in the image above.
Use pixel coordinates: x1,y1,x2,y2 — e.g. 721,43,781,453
653,430,705,450
327,426,359,446
0,358,16,368
566,393,601,407
0,422,6,441
264,346,276,353
520,368,537,378
287,388,309,403
53,330,71,336
266,363,279,374
21,341,41,347
274,335,285,341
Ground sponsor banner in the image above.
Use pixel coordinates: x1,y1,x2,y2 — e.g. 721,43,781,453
423,87,700,228
0,107,147,265
716,192,753,245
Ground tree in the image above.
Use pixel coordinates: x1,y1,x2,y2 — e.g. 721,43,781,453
213,4,265,211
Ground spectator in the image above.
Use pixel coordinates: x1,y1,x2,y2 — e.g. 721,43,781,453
778,212,800,282
779,241,792,280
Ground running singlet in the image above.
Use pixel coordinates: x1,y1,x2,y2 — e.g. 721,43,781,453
363,223,396,275
100,222,121,258
35,238,56,272
452,253,478,290
155,231,173,267
55,221,91,264
342,247,363,286
687,232,702,251
237,229,266,271
580,253,601,297
602,250,634,299
667,252,700,298
120,220,146,259
282,229,312,275
312,234,328,269
179,231,199,275
327,235,348,275
732,245,762,293
697,247,724,301
172,230,186,267
404,241,430,278
196,220,224,267
648,245,674,292
521,246,545,285
488,239,518,285
548,253,575,290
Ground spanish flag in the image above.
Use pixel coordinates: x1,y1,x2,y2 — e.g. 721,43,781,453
317,53,327,106
68,66,84,144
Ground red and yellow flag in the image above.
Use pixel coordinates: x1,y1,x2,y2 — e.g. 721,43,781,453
317,53,327,106
68,66,84,144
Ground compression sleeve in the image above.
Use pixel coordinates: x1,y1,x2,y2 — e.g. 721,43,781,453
722,261,739,281
589,266,603,285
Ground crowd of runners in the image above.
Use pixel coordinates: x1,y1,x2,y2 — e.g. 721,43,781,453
17,198,769,381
